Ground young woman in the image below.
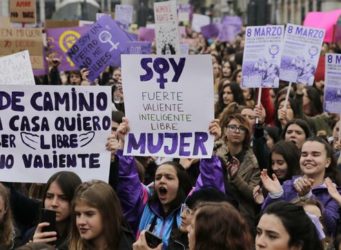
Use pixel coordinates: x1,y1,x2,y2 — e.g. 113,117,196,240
69,180,134,250
112,118,224,248
0,183,16,249
256,201,323,250
12,171,82,249
281,119,312,150
215,82,245,118
253,141,300,205
267,141,301,183
261,137,341,236
216,113,260,230
188,202,253,250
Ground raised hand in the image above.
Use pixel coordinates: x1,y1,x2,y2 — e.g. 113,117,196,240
325,177,341,205
260,169,282,194
116,117,129,143
226,156,240,178
209,119,222,141
293,176,314,197
253,185,264,204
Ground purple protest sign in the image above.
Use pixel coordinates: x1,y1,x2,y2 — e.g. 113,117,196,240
138,27,155,42
123,41,152,54
217,16,242,42
67,15,130,81
46,26,89,72
201,23,219,39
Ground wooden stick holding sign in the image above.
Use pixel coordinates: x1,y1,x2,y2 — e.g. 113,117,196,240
255,87,262,124
283,81,292,112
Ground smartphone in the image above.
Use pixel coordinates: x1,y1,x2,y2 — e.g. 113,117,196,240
145,231,162,248
39,208,56,233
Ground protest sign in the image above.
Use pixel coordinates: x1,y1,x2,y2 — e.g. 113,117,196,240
201,23,219,39
121,54,214,158
242,25,284,88
279,24,325,85
217,16,243,42
45,20,79,29
0,17,11,28
46,26,89,71
0,28,44,69
67,15,130,81
180,44,189,55
124,41,152,54
178,4,191,24
138,27,155,42
0,85,111,183
0,51,35,85
303,10,341,43
191,14,210,33
324,53,341,113
115,4,133,27
10,0,36,24
154,1,180,55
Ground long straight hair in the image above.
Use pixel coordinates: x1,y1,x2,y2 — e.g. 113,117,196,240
69,181,124,250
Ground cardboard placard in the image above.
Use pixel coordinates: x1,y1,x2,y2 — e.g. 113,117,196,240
10,0,36,24
0,28,44,69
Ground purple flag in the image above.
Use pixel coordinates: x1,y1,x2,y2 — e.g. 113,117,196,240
67,15,130,81
201,23,219,39
123,41,152,54
217,16,243,42
138,27,155,42
46,26,89,71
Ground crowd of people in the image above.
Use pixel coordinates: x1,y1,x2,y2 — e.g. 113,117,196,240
1,16,341,250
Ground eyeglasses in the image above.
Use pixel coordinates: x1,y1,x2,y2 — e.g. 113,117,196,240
181,203,192,216
226,124,247,133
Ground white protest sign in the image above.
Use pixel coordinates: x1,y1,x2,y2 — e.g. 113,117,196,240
191,14,210,33
0,50,35,85
154,1,180,55
242,25,284,88
0,86,111,183
324,53,341,113
178,4,191,23
115,4,133,25
121,54,214,158
280,24,325,85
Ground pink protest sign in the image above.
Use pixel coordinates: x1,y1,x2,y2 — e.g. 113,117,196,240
303,9,341,43
138,27,155,42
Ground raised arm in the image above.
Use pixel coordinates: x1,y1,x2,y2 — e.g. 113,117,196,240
108,118,149,233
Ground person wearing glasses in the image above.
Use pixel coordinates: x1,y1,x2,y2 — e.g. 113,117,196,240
216,113,260,233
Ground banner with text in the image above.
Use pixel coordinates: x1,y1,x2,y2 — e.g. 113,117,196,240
0,28,44,69
121,54,214,158
0,51,35,85
154,1,180,55
242,25,284,88
10,0,36,24
46,26,89,72
280,24,325,85
0,86,111,183
67,15,130,81
324,53,341,113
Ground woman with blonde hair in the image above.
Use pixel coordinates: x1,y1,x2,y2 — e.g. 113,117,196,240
69,180,134,250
